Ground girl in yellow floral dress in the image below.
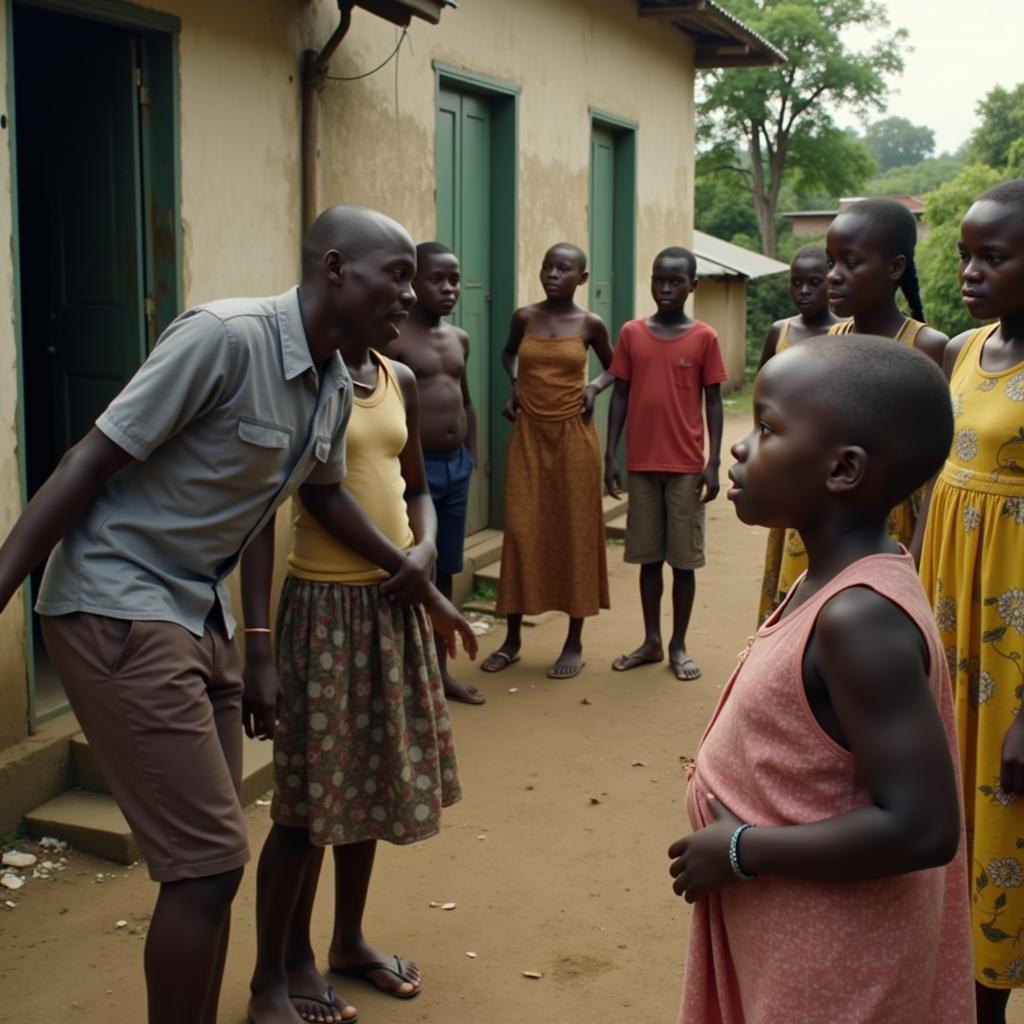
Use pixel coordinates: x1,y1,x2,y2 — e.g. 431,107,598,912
755,244,838,623
771,199,949,613
919,179,1024,1024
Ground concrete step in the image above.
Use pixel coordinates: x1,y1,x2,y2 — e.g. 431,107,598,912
69,732,274,807
29,733,275,865
606,511,627,540
25,790,139,865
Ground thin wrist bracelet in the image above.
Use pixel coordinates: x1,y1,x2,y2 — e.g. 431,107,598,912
729,823,756,880
242,627,272,635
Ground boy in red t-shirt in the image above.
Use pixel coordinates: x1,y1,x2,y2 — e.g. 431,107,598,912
605,246,727,680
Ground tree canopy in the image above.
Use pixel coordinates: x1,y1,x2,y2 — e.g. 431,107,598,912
697,0,905,256
863,116,935,172
970,83,1024,170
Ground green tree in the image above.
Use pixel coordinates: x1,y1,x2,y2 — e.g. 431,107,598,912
970,83,1024,170
864,153,966,197
863,116,935,172
918,164,1008,338
698,0,904,257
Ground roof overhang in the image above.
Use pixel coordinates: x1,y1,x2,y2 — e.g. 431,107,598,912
637,0,785,68
352,0,456,27
693,230,789,280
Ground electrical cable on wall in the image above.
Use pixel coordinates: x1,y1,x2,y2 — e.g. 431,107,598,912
323,27,408,81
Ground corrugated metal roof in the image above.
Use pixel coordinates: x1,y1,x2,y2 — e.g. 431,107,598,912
638,0,786,67
693,230,789,280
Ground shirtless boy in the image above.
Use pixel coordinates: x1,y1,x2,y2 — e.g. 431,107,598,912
387,242,482,705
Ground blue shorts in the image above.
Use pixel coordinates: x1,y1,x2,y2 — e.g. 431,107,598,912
424,446,474,576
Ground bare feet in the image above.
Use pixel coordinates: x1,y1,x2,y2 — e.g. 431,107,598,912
548,644,585,679
329,942,421,999
669,647,701,681
443,671,486,705
612,642,664,672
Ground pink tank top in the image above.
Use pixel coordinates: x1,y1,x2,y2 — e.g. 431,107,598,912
680,552,974,1023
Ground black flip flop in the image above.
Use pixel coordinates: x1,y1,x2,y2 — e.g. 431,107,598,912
331,955,421,1000
288,985,356,1023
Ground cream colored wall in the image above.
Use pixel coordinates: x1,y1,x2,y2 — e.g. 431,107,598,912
0,0,699,749
694,279,747,393
308,0,696,315
0,7,29,748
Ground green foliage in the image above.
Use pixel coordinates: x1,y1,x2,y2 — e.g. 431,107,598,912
864,154,967,197
863,116,935,172
698,0,906,256
971,83,1024,170
694,169,760,241
918,164,1008,338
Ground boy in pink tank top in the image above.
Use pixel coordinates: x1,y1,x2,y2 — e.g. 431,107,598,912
670,335,975,1023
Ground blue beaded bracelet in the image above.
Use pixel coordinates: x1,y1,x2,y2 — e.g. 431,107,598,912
728,823,756,880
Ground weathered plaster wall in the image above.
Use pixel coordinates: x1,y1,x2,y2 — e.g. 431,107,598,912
694,279,747,391
0,5,28,748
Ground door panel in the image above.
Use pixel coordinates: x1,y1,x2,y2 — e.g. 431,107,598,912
589,126,616,451
47,35,146,453
436,88,492,534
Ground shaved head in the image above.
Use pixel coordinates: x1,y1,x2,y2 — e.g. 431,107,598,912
302,205,413,282
547,242,587,273
766,334,953,505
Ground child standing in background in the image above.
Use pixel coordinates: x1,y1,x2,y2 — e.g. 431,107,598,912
756,244,838,623
481,243,613,680
605,247,726,681
387,242,483,706
769,198,949,610
919,179,1024,1024
674,336,972,1024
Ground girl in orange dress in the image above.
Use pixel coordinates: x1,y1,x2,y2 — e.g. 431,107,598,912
481,243,613,679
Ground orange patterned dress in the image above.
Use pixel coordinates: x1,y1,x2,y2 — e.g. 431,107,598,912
496,333,609,618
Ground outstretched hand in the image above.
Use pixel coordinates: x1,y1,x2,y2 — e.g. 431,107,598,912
668,794,744,903
424,584,479,661
242,649,281,741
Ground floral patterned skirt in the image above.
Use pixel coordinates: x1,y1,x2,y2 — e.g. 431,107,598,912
921,472,1024,986
271,576,461,846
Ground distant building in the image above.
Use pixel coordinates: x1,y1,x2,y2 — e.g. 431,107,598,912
691,231,789,388
783,195,926,239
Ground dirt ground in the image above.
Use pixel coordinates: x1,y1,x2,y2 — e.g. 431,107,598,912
3,414,1023,1023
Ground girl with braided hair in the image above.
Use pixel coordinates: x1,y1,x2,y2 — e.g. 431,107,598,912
768,198,949,611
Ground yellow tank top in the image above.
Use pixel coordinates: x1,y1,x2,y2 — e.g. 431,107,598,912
288,353,415,584
828,317,926,346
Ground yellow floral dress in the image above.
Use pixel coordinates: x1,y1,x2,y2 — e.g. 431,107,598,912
921,322,1024,988
764,318,926,619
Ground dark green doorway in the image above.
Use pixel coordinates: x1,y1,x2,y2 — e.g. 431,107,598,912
11,0,180,723
434,67,517,531
589,114,636,453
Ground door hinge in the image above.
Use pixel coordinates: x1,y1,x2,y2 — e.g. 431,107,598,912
144,296,156,322
136,68,151,107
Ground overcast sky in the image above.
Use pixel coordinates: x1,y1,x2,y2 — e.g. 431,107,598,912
834,0,1022,155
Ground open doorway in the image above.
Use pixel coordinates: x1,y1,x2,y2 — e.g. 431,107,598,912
11,0,180,723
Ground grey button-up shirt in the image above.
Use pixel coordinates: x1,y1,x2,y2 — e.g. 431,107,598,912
37,288,351,636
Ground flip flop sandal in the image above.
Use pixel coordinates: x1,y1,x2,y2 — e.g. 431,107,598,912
446,685,487,705
671,657,702,681
612,652,663,672
547,660,585,679
480,650,521,673
288,985,356,1023
331,955,421,1000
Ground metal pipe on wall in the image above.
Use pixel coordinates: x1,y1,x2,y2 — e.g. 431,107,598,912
301,0,354,230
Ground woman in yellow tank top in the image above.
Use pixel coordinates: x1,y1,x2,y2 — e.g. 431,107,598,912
255,347,461,1021
755,245,839,623
766,199,949,617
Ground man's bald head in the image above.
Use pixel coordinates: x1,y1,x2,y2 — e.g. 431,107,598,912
301,205,414,282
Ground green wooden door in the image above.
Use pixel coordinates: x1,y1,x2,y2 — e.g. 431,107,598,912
589,125,616,451
437,87,491,534
46,35,147,452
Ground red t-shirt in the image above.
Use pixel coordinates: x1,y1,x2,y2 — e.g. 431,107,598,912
609,318,728,473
